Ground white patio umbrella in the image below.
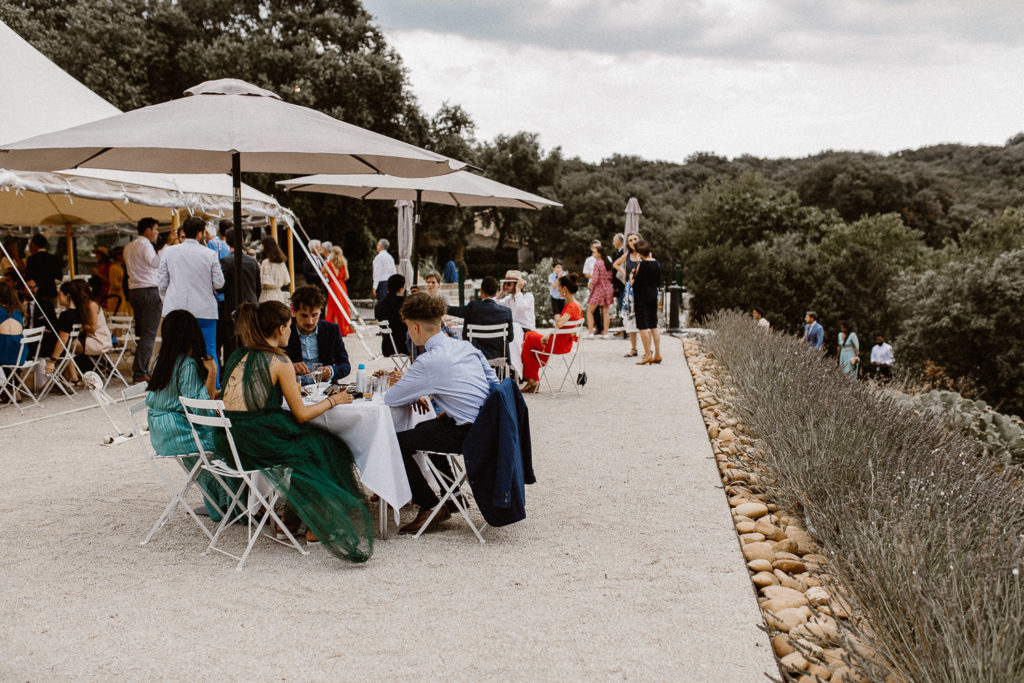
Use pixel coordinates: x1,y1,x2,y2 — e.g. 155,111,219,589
395,200,415,284
0,78,466,315
625,197,642,235
277,170,561,282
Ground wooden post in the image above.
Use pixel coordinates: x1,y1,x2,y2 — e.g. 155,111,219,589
287,223,295,295
270,216,278,244
170,211,181,245
65,225,75,277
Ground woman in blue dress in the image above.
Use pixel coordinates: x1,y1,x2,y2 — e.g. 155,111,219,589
0,282,26,367
145,309,232,520
837,321,860,380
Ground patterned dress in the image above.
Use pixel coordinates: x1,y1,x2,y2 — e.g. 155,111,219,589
587,259,614,306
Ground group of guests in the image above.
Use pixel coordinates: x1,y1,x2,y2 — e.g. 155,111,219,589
747,309,895,381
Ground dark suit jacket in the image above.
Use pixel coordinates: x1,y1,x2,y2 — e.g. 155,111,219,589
374,293,408,356
285,319,351,381
462,378,534,528
218,252,261,308
447,298,514,362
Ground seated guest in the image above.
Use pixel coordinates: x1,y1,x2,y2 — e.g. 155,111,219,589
374,273,408,356
0,282,26,366
520,275,583,393
218,300,371,561
284,285,351,386
144,309,232,520
497,269,536,332
44,279,112,385
447,276,514,364
383,293,498,535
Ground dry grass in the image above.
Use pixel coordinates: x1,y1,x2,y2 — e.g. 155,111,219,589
702,311,1024,682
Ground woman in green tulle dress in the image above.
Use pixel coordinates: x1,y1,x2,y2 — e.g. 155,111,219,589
221,300,372,563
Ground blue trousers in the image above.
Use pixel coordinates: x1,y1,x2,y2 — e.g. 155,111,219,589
197,318,219,388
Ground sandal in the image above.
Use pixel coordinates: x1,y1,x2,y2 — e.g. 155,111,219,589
636,355,654,365
651,356,663,364
624,350,638,357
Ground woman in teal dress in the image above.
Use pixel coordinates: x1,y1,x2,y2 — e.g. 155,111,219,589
837,321,860,380
145,309,232,520
222,300,372,563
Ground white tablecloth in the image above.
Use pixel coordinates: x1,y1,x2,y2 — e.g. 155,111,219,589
306,396,429,523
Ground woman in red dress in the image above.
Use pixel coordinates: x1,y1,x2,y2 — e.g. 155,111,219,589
323,246,353,336
521,274,582,393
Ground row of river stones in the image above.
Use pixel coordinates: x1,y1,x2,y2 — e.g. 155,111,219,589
683,339,859,683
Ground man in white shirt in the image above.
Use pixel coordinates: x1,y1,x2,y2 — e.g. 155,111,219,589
870,334,895,382
383,292,498,535
158,216,225,371
123,217,162,382
372,238,397,305
582,240,600,282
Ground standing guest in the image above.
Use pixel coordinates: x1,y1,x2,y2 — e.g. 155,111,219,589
752,307,770,329
374,273,408,357
443,259,459,283
548,259,565,316
497,269,535,332
520,274,583,393
158,216,224,373
323,246,353,336
220,300,371,560
90,246,112,302
258,236,290,304
613,233,642,357
802,311,824,349
44,279,111,383
207,220,232,260
0,282,26,367
301,239,324,288
383,293,499,535
611,233,626,313
372,238,397,305
106,246,130,315
447,276,514,364
631,239,662,365
586,245,614,337
870,334,895,382
24,234,62,306
284,285,351,386
124,217,162,383
582,240,600,284
836,322,860,380
218,228,260,363
1,238,25,274
144,309,232,520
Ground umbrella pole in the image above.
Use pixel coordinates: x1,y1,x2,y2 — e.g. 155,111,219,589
65,225,75,277
231,151,243,319
413,189,421,285
287,223,295,296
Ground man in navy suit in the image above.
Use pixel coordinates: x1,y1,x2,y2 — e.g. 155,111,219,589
447,276,514,364
285,285,351,385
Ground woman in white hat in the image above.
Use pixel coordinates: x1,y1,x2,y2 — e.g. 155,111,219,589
496,269,535,378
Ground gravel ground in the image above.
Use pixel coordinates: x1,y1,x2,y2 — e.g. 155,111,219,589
0,331,775,681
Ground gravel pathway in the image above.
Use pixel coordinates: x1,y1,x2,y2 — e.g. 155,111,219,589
0,333,775,680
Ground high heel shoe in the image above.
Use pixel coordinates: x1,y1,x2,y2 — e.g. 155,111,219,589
636,355,653,365
651,356,663,364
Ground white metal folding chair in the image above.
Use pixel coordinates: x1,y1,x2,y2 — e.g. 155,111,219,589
413,450,487,544
465,322,510,380
99,319,134,389
124,384,222,545
532,319,586,395
39,324,82,399
377,319,410,371
180,396,307,570
0,326,46,412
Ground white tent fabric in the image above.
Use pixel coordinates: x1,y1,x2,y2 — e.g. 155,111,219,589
625,197,642,235
278,170,561,209
0,78,466,178
0,21,289,225
395,200,414,284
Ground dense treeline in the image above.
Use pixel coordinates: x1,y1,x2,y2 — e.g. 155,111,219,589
5,0,1024,412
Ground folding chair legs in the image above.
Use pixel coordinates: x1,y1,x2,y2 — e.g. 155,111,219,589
413,452,487,543
141,459,216,545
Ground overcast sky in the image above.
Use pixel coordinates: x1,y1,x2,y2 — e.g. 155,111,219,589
363,0,1024,163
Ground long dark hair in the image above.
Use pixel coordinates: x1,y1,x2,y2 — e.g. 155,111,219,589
0,282,22,314
147,309,209,392
60,279,93,317
236,300,291,355
261,236,286,264
558,273,579,295
596,245,613,272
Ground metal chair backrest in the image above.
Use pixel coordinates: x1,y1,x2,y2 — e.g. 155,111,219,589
179,396,245,474
8,326,46,368
377,319,401,350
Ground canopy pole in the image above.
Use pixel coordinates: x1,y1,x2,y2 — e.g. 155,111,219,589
413,188,421,286
286,222,295,295
170,211,181,245
269,216,278,245
231,151,243,318
65,225,75,277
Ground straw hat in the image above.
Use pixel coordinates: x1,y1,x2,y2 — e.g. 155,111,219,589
503,269,525,291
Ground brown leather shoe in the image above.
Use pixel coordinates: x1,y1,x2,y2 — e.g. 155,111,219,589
399,506,452,535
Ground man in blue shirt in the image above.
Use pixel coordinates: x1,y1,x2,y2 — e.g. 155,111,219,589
284,285,351,385
803,311,824,349
384,292,498,535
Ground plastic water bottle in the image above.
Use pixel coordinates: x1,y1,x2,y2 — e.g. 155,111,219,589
355,364,366,395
